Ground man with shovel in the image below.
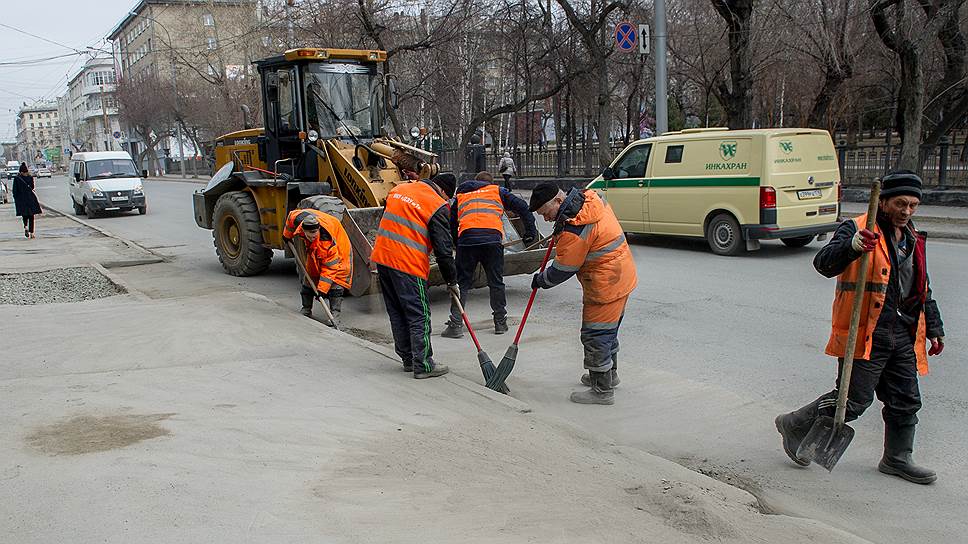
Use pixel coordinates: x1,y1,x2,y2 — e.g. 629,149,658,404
282,210,353,325
440,171,538,339
775,171,945,484
527,183,638,405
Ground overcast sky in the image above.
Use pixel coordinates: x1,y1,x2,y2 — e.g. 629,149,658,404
0,1,135,143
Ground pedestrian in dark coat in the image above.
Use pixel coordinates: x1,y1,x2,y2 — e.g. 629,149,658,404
13,162,41,239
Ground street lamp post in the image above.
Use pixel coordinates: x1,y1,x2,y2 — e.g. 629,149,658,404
132,12,186,178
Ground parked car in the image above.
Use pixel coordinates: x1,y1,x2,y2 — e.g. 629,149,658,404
587,127,841,256
36,167,52,178
0,181,8,204
5,161,19,180
69,151,148,218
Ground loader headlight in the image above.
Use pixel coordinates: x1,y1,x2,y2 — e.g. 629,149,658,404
307,129,319,142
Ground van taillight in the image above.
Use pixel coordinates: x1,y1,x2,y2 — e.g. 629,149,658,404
760,186,776,208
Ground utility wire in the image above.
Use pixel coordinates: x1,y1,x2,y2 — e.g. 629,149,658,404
0,22,85,53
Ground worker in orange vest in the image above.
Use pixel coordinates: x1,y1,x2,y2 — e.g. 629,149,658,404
440,171,537,338
776,171,946,484
527,183,638,405
371,173,459,379
282,209,353,325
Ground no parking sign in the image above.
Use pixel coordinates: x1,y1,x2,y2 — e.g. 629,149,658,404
615,22,637,52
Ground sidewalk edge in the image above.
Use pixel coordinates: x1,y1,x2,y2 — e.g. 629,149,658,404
41,201,171,262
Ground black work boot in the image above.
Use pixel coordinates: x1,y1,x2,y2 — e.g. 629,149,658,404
402,361,413,372
300,307,312,317
774,398,824,467
582,355,619,387
441,320,463,339
878,422,937,484
494,316,509,335
570,371,614,405
414,361,450,379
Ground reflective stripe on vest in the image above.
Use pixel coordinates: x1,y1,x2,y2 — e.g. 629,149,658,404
456,184,504,237
370,182,445,279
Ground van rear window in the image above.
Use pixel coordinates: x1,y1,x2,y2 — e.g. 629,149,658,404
665,145,683,163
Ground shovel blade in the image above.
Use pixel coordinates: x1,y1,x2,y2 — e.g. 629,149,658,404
485,344,518,393
796,416,855,472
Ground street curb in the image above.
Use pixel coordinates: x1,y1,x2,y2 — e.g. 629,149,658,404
39,200,171,263
91,262,151,302
250,291,535,414
146,176,207,185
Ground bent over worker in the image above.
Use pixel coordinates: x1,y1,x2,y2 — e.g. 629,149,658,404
282,209,353,324
528,183,638,405
440,172,538,338
371,173,459,379
775,171,945,484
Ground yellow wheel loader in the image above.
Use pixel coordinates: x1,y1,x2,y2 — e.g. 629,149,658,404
193,48,548,295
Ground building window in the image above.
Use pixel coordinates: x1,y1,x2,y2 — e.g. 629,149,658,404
207,37,218,50
202,13,214,26
29,114,33,119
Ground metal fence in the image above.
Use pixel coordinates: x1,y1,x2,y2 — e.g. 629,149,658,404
437,140,968,186
837,141,968,187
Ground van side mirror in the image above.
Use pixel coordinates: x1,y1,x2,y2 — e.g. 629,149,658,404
74,173,81,182
602,167,616,180
142,170,148,179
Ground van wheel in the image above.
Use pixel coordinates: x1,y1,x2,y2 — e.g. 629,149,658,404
84,198,98,219
72,197,84,215
138,206,147,215
781,235,814,248
706,213,744,256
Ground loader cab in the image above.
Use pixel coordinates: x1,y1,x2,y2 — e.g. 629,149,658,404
258,49,388,181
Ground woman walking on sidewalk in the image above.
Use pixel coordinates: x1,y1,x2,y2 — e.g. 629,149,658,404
498,151,516,190
13,163,41,239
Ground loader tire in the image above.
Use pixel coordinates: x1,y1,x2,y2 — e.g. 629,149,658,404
213,191,272,276
298,195,346,220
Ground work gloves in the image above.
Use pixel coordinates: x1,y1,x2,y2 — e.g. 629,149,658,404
523,235,538,248
447,283,460,299
531,273,545,291
929,337,945,356
851,228,880,253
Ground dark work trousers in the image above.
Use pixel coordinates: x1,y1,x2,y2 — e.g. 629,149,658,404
580,295,628,372
448,243,506,325
300,284,342,311
377,264,436,373
815,318,922,427
22,215,34,233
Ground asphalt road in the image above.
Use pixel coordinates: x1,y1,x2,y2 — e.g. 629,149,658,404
33,175,968,543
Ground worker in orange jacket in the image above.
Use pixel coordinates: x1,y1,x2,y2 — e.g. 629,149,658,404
371,173,459,379
282,209,352,325
776,171,945,484
528,183,638,405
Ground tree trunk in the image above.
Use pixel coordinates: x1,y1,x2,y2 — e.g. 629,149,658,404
711,0,754,129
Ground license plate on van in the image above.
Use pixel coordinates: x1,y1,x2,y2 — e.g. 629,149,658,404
797,189,822,200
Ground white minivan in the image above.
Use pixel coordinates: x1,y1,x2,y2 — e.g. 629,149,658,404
69,151,148,217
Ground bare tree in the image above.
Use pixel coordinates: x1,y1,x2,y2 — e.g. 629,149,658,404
116,74,172,176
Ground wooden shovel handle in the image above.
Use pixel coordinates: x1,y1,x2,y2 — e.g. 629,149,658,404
833,180,881,427
288,240,338,325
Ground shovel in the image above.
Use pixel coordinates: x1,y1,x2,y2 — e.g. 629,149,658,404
450,292,509,394
287,240,339,329
796,179,881,471
485,237,557,393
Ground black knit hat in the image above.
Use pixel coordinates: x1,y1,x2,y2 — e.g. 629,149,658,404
300,214,320,230
431,172,457,198
880,170,923,200
529,182,561,212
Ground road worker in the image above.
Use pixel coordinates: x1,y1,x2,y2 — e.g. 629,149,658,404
282,209,352,326
527,182,638,405
441,170,538,338
775,171,946,484
371,173,459,379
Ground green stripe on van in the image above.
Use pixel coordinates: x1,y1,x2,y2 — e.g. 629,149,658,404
594,177,760,189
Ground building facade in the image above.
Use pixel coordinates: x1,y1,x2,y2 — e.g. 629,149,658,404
16,103,60,168
60,57,121,157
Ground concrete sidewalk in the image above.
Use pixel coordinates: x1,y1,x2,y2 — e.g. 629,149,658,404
146,174,207,185
0,203,869,543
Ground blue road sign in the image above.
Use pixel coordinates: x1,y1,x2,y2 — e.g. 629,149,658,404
113,131,121,139
615,22,637,52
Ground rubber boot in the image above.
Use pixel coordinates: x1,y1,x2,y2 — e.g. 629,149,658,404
878,422,937,484
441,320,464,339
494,316,508,335
300,290,314,317
300,307,313,317
582,355,619,387
774,397,824,467
570,371,614,405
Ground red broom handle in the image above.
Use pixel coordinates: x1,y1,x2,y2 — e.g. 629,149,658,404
452,294,484,353
513,238,556,345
